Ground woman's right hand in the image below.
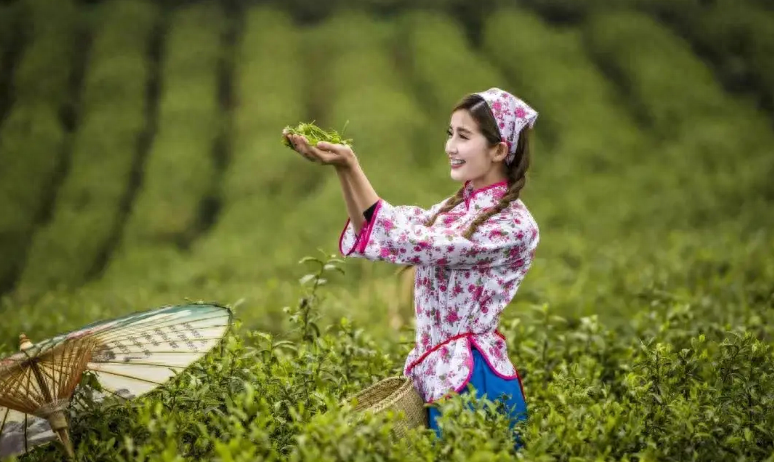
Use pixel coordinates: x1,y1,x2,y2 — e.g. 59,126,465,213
283,130,357,169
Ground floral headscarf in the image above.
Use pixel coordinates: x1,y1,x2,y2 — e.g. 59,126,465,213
475,87,538,165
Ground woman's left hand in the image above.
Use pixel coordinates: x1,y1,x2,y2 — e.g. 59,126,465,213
283,131,356,168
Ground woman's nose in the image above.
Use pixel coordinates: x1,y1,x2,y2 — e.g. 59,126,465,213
445,140,456,155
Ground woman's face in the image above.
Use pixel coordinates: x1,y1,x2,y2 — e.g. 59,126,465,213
445,109,508,188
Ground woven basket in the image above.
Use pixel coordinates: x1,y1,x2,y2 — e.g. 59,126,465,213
342,376,428,438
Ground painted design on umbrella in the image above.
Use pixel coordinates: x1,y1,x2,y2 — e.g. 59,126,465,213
0,303,233,460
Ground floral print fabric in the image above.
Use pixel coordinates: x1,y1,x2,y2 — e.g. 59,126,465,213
475,88,538,165
339,181,539,402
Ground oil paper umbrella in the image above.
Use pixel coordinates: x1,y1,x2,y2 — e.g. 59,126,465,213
0,302,233,460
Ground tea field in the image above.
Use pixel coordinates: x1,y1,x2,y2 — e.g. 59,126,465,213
0,0,773,460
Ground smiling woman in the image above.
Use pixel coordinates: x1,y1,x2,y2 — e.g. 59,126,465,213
283,87,540,448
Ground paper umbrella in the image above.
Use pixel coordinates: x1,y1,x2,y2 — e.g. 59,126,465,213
0,303,233,460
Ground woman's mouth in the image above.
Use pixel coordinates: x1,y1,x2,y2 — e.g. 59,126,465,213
450,159,465,169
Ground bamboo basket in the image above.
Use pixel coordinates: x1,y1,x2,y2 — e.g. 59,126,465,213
342,376,428,438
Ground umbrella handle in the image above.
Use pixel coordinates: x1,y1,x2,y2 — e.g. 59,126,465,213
47,410,75,460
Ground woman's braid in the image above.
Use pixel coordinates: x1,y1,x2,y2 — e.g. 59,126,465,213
423,185,466,227
461,135,530,239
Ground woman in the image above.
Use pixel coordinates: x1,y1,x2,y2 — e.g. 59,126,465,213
283,88,539,443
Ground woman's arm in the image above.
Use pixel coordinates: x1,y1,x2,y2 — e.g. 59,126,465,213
352,198,538,269
335,161,379,234
283,131,379,234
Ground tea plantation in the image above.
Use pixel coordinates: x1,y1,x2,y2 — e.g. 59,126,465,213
0,0,773,460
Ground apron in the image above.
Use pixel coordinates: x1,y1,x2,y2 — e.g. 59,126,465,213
427,344,527,449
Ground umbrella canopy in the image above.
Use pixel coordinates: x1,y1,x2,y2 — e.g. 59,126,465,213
0,303,233,460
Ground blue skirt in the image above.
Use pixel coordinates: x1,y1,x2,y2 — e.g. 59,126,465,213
427,345,527,448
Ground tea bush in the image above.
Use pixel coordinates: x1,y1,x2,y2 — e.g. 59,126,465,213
482,7,649,235
0,4,20,64
1,2,773,461
0,0,83,291
171,6,308,288
396,10,505,181
632,0,774,114
582,10,774,229
97,0,227,282
3,248,773,461
276,11,433,279
15,0,159,295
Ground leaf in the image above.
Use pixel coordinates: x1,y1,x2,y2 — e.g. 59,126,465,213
299,274,316,285
324,264,345,275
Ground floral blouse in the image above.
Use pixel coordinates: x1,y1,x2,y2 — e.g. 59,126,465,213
338,180,539,403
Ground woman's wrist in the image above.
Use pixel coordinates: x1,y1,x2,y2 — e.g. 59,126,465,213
334,158,356,173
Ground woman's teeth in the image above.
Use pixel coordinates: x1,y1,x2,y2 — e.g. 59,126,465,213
451,159,465,166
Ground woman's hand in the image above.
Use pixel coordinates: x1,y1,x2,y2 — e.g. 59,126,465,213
283,130,357,169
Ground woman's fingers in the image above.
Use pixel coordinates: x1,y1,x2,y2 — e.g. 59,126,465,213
317,141,354,166
285,134,347,165
288,135,317,162
315,141,340,152
308,145,335,163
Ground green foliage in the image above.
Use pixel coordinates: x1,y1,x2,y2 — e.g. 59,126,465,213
583,10,774,228
1,2,773,461
0,0,84,290
481,7,648,236
14,0,160,296
633,0,774,114
396,10,504,178
504,304,774,461
10,0,83,107
88,0,229,291
0,106,66,289
0,4,20,54
111,0,225,247
269,11,434,282
282,121,353,149
4,252,773,461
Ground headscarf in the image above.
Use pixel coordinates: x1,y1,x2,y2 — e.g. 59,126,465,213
474,88,538,165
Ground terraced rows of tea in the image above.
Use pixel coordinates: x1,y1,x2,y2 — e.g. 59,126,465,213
0,0,773,460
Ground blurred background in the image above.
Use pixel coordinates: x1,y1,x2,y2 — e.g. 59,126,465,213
0,0,772,347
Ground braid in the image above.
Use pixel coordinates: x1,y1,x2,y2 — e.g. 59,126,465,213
461,182,519,239
395,130,530,290
396,93,533,303
423,185,466,227
462,128,531,239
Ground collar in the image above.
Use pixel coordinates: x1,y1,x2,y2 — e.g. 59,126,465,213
462,180,509,211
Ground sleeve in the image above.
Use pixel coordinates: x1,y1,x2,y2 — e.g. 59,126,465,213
340,198,531,269
363,201,378,222
339,199,443,258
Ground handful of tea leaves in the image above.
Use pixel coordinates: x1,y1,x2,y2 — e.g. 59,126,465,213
282,121,353,149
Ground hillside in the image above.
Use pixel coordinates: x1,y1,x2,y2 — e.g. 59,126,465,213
0,0,772,460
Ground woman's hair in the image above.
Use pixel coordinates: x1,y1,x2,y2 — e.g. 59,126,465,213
395,93,532,290
424,93,532,239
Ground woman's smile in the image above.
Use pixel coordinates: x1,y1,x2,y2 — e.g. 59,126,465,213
450,158,466,169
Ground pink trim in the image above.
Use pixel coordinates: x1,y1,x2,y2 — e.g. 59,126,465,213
471,337,526,399
338,218,361,256
426,337,476,404
469,337,519,380
417,331,525,404
406,331,480,373
355,199,383,253
406,330,505,373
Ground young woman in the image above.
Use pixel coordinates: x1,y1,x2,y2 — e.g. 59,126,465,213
283,88,539,443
